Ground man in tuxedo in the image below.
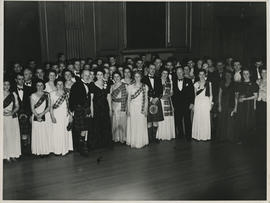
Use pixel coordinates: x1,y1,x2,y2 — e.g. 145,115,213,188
23,68,36,92
135,58,144,72
153,57,163,77
142,64,164,143
165,60,176,81
251,59,264,82
172,67,194,141
69,69,92,156
72,59,81,82
13,73,32,154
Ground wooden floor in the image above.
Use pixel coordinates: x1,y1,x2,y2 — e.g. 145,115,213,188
3,136,266,200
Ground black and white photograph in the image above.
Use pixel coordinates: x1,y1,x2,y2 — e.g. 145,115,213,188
1,0,268,201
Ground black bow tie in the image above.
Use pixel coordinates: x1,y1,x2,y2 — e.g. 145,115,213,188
149,76,154,79
178,79,183,81
17,87,23,91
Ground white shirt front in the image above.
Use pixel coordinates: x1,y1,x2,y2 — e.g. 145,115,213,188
234,71,241,82
17,86,24,101
177,79,183,91
256,68,261,80
169,74,172,81
149,76,154,89
24,80,32,87
81,79,89,94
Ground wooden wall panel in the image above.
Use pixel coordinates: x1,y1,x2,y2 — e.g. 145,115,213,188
169,2,191,50
5,2,265,66
94,2,121,56
39,1,66,62
39,1,96,62
4,1,41,68
64,2,86,59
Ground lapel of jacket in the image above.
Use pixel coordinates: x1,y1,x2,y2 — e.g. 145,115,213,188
15,87,23,103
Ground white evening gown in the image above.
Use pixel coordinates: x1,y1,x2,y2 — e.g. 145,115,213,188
31,94,52,155
45,82,56,93
50,91,73,155
192,83,211,141
126,85,149,148
111,88,127,143
156,97,176,140
3,93,21,159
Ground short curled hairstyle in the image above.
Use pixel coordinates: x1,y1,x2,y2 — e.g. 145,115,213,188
95,68,105,75
35,78,46,91
198,69,207,75
133,70,143,78
112,71,121,79
54,77,65,86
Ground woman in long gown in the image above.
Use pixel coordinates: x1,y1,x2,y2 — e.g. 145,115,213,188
192,69,213,141
45,70,57,93
156,68,175,140
31,79,52,155
50,78,73,155
217,71,236,142
109,71,128,143
3,79,21,161
231,69,259,143
126,71,149,148
89,69,112,149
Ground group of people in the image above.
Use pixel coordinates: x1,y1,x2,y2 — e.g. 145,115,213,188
3,54,266,161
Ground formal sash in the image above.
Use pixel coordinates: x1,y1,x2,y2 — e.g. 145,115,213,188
4,93,17,118
33,92,49,122
162,82,173,116
196,88,205,96
53,90,69,110
163,81,171,96
111,83,128,112
4,93,15,109
34,92,49,109
196,81,210,97
131,84,146,113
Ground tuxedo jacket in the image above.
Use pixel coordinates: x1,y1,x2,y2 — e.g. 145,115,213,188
172,77,194,110
13,85,32,116
142,76,163,99
24,80,36,94
250,67,262,82
69,80,91,112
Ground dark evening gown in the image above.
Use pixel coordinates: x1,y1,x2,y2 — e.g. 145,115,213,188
217,81,236,142
89,83,112,150
235,81,259,142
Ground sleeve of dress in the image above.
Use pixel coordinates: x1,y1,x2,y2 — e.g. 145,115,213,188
89,82,95,94
252,82,259,93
